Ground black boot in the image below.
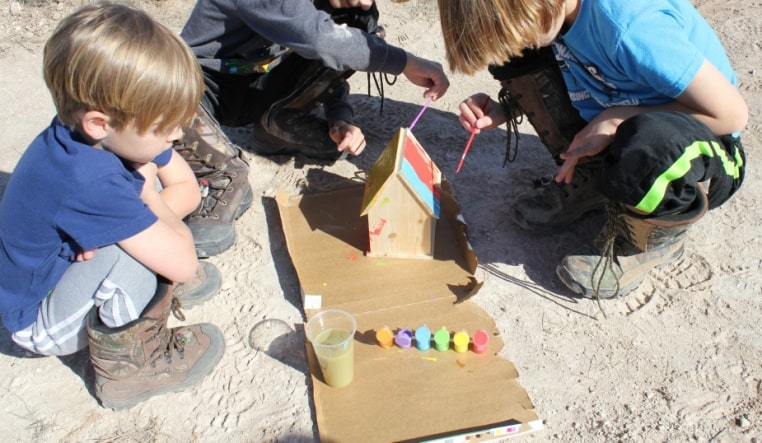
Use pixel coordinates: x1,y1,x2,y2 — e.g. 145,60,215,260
253,3,383,161
489,47,608,232
252,57,353,161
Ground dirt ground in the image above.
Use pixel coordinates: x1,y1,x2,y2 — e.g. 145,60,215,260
0,0,760,441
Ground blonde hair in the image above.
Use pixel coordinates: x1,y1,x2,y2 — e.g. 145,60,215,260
43,2,203,134
437,0,564,75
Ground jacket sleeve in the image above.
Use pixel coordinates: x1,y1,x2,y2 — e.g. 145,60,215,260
237,0,407,74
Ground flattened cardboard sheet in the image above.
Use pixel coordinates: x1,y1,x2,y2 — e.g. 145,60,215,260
275,182,541,442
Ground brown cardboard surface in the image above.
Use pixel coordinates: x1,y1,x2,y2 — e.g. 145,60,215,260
275,182,541,442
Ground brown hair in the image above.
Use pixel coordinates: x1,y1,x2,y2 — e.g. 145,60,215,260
437,0,564,74
43,2,203,134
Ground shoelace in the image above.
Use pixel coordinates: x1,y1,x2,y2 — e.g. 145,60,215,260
176,134,246,222
189,168,234,219
144,320,174,367
366,71,397,115
365,25,397,115
165,298,188,362
174,140,212,168
497,87,522,166
171,296,186,322
149,329,187,366
168,328,187,356
589,202,626,316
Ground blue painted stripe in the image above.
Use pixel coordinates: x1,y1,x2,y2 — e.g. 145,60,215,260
401,159,440,217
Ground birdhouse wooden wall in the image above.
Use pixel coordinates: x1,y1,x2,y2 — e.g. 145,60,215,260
360,128,441,258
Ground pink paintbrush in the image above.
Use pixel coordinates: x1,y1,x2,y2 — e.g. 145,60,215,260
456,125,477,173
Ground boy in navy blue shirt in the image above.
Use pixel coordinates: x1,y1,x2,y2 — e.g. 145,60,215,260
0,2,224,409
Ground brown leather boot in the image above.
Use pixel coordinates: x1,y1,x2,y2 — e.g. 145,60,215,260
176,105,253,257
86,281,225,410
556,191,709,300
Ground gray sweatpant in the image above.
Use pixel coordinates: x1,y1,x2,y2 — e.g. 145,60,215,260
12,245,157,356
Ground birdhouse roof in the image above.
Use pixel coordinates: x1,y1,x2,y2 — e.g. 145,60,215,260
361,128,441,217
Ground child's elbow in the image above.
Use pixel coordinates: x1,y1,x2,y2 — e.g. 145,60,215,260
731,104,750,133
725,94,749,133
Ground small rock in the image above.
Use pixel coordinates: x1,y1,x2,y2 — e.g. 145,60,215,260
9,1,22,15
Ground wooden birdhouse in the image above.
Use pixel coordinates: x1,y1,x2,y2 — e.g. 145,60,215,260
360,128,442,258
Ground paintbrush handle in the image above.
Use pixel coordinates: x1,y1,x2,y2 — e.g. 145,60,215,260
456,127,478,173
409,97,433,130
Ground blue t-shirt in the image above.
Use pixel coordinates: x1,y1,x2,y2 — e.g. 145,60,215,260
554,0,737,122
0,118,170,332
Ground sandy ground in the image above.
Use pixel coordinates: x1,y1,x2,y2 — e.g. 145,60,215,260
0,0,761,441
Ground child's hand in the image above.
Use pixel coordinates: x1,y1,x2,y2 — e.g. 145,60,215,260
556,112,619,184
329,0,374,10
134,162,160,196
402,53,450,100
458,93,505,133
330,121,366,156
73,248,97,262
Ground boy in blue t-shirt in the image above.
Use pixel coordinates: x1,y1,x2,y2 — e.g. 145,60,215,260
437,0,747,300
0,2,224,409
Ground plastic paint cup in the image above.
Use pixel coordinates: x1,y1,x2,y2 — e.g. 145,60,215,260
376,327,394,349
414,325,431,351
452,330,469,353
395,329,413,348
433,327,450,352
305,309,356,388
473,329,489,354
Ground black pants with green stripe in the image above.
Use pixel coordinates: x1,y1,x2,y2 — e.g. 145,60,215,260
599,111,745,217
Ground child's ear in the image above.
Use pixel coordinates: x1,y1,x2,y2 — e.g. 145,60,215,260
79,110,111,142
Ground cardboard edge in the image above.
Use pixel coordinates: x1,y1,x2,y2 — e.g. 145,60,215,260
440,178,478,275
405,418,545,443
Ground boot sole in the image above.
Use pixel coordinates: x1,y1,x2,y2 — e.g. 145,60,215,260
192,183,254,258
251,123,343,162
192,226,235,258
556,245,685,299
99,323,226,411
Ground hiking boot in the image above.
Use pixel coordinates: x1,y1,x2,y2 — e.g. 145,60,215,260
556,192,708,299
251,5,383,161
487,47,608,232
489,46,587,165
86,280,225,410
173,261,222,309
511,159,608,233
176,106,253,257
253,107,343,161
250,50,356,162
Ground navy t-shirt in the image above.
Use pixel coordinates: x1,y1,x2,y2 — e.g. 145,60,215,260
0,118,168,332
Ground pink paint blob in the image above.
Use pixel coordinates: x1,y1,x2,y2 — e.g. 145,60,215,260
473,329,489,354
